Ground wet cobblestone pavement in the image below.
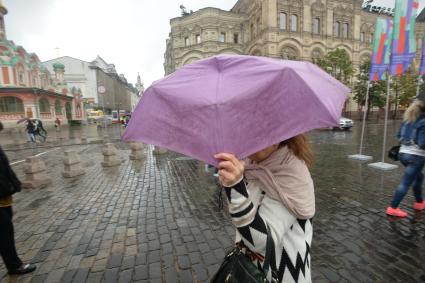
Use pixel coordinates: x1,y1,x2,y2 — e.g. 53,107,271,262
0,121,425,283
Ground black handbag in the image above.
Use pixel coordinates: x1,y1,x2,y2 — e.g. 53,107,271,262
388,145,400,161
211,226,277,283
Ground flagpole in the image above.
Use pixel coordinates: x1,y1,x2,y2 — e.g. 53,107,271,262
381,75,391,163
359,81,371,155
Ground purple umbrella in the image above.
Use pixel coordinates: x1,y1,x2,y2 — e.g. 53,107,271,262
123,55,350,166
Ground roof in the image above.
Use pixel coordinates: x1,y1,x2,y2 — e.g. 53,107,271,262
0,87,73,100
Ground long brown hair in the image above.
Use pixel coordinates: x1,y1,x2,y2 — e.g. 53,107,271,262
279,134,314,167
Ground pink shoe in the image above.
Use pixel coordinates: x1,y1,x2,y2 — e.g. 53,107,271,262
413,201,425,210
386,207,408,217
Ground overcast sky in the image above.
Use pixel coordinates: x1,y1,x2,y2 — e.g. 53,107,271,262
4,0,425,88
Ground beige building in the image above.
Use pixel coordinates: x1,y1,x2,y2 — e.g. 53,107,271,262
164,0,425,112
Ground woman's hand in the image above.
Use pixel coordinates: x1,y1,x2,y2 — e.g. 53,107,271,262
214,153,245,187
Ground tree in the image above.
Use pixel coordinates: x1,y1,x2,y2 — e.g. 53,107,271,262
392,70,417,118
317,48,354,85
352,59,386,120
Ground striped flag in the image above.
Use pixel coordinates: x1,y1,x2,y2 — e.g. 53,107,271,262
420,35,425,75
390,0,419,76
369,18,393,81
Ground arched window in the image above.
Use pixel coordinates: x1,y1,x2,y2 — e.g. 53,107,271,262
251,23,255,39
280,12,287,30
360,32,365,42
311,48,323,63
369,32,374,43
342,23,349,38
55,100,62,115
282,46,299,60
291,15,298,32
313,18,320,35
0,96,24,113
334,21,340,37
39,98,50,113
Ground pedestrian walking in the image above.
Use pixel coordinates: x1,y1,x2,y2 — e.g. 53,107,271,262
26,119,36,143
33,119,47,142
387,94,425,217
54,118,61,131
213,135,315,283
0,121,37,275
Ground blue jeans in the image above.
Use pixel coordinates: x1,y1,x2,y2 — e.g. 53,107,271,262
391,153,425,208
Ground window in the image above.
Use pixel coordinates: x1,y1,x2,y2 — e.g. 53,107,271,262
184,37,189,47
282,46,298,60
291,15,298,32
32,77,37,87
219,32,226,43
370,33,374,43
280,12,287,30
39,98,50,113
55,100,62,115
196,34,201,44
251,24,255,39
0,97,24,113
334,21,340,37
313,18,320,35
342,23,349,38
312,49,323,64
360,32,365,42
233,33,239,44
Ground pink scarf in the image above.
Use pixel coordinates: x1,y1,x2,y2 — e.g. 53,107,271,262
245,146,315,219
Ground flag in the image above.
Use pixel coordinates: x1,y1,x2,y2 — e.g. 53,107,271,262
419,34,425,75
390,0,419,76
369,18,393,81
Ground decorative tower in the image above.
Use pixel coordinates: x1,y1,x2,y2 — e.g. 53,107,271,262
135,73,144,94
0,0,8,40
53,62,65,85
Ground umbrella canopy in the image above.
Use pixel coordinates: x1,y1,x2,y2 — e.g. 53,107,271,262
123,55,350,166
17,117,29,124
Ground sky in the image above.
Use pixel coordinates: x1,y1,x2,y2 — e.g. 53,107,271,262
3,0,425,88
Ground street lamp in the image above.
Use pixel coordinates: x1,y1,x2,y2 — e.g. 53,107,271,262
97,85,106,129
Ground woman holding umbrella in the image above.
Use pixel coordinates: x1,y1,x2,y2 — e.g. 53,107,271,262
214,135,314,282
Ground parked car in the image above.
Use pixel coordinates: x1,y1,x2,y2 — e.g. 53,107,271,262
337,117,354,130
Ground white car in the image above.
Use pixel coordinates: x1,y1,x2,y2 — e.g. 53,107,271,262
337,117,354,130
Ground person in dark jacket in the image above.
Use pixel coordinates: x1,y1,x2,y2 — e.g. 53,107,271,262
387,94,425,217
0,121,36,275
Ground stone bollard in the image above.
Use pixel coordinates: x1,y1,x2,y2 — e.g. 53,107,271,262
22,156,52,189
103,135,109,143
129,142,144,160
153,146,167,155
62,150,85,178
80,133,88,144
101,143,122,167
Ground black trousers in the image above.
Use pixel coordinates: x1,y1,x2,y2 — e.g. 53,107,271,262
0,206,22,271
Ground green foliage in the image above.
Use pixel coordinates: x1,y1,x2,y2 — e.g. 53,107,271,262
353,59,386,113
317,48,354,85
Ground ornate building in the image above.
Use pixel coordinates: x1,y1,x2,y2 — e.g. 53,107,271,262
0,1,84,127
164,0,425,79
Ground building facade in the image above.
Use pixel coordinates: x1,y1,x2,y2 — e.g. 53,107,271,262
164,0,425,112
0,1,84,128
43,56,141,113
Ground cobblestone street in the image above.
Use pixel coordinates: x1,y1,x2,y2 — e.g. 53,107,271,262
0,121,424,283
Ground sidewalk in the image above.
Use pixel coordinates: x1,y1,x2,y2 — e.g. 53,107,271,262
0,124,424,282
